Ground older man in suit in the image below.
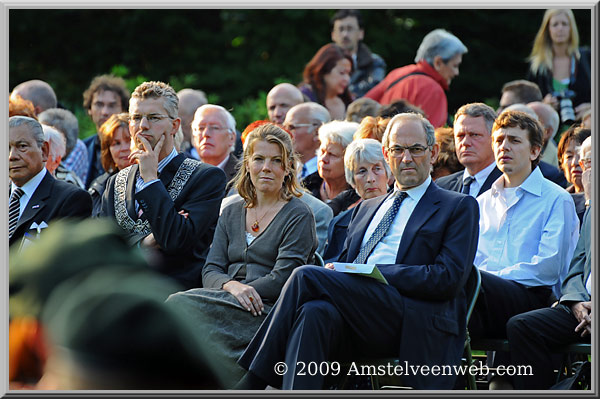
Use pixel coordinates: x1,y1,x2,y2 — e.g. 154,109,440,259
237,112,479,390
190,104,239,190
9,116,91,250
436,103,501,197
100,81,226,290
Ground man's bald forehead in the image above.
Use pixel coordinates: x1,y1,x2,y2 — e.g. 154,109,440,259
267,83,304,103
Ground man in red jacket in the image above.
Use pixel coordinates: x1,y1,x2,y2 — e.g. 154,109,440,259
365,29,467,128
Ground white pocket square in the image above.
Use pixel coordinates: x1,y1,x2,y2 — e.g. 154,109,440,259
30,221,49,234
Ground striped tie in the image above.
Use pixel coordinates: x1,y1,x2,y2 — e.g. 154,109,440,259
9,188,24,238
353,192,408,264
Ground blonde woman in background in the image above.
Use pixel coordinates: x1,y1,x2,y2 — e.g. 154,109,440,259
526,9,591,124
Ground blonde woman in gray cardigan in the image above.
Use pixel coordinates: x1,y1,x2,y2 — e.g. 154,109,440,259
167,123,317,388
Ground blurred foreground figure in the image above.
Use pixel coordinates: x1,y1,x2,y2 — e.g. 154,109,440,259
9,219,223,390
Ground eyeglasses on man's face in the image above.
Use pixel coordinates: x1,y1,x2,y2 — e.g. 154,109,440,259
129,113,172,125
192,125,229,136
386,144,430,158
284,123,318,133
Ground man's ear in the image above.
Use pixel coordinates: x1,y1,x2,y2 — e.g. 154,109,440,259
530,145,542,161
359,29,364,41
170,118,181,136
41,141,50,163
432,55,444,72
430,143,440,164
382,145,390,164
544,127,553,143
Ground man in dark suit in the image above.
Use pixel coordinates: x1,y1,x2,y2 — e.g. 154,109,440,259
436,103,502,197
100,81,226,290
9,116,92,250
237,112,479,390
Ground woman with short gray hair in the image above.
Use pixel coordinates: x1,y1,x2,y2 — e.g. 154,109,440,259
323,138,392,262
302,120,358,211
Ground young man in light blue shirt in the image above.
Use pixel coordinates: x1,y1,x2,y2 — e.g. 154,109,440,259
469,110,579,389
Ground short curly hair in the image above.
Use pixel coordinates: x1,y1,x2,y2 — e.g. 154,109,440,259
83,74,129,112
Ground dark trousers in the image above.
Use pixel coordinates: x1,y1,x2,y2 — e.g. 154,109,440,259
468,270,552,340
238,265,405,389
506,305,590,389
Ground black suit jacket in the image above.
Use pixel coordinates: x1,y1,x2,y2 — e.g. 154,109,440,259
10,171,92,248
538,160,568,188
337,182,480,388
100,153,227,289
435,166,502,197
223,154,240,193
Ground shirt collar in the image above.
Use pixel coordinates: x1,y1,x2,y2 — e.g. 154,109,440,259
490,166,543,197
12,168,47,198
393,175,431,202
157,148,178,173
217,154,230,170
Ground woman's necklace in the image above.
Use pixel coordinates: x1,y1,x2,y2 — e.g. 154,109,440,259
251,201,280,232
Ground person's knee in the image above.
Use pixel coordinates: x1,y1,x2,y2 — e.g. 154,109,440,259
300,299,342,325
290,265,328,284
506,313,529,340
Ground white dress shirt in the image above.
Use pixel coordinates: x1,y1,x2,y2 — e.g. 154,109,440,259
363,176,431,265
11,168,47,219
216,154,230,170
462,161,496,198
475,166,579,296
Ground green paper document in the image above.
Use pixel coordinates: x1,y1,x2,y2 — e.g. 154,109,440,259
331,262,389,285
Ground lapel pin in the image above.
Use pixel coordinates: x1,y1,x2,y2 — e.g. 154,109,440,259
32,204,40,209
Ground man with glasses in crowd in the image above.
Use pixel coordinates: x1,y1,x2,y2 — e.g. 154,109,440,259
100,81,227,290
283,102,331,183
237,112,479,390
191,104,239,188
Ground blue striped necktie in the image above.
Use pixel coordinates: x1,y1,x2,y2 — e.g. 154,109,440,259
353,191,408,264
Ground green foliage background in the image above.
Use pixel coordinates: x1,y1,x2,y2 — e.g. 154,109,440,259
9,8,592,138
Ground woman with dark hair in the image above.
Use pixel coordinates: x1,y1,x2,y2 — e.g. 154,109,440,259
166,123,317,388
557,125,590,224
299,43,353,120
527,9,591,124
88,113,131,216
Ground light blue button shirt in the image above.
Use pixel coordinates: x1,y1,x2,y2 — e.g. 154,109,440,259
135,148,178,193
475,166,579,297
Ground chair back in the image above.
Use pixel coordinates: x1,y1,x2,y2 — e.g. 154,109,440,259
313,252,325,267
464,265,481,324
